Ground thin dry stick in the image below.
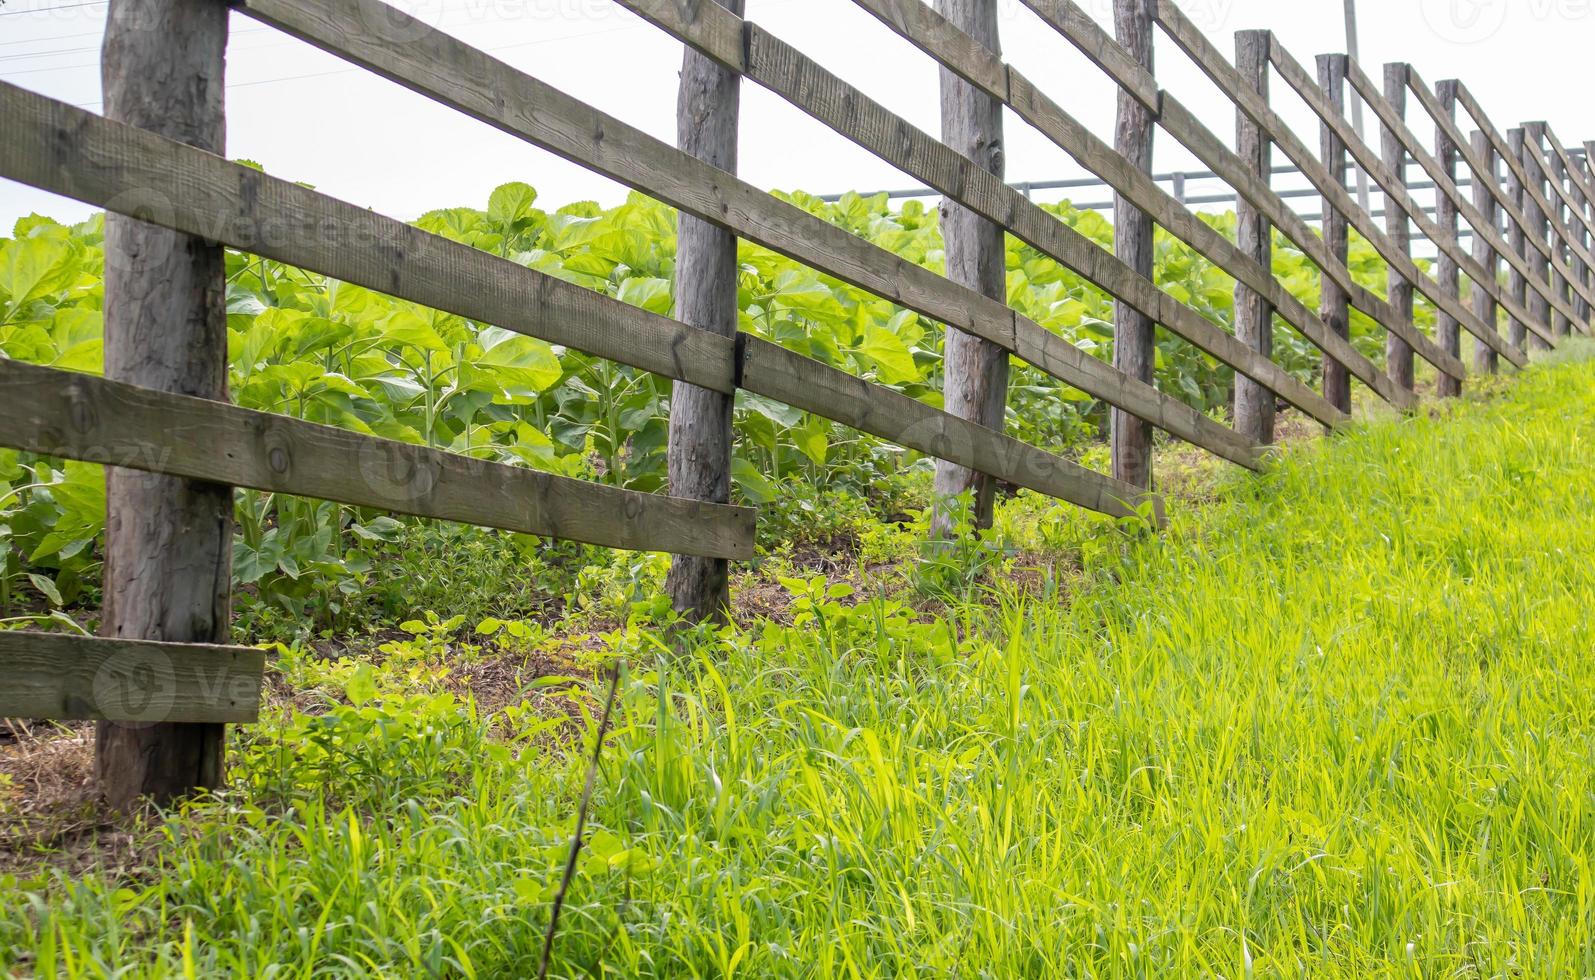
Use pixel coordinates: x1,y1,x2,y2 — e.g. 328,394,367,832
537,662,624,980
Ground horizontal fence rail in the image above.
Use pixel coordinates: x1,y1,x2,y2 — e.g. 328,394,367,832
0,358,755,560
0,631,264,724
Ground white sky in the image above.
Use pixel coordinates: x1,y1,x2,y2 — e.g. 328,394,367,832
3,0,1593,228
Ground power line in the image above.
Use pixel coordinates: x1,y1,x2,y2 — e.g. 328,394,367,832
0,1,107,17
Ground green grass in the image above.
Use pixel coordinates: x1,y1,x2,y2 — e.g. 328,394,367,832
5,351,1595,977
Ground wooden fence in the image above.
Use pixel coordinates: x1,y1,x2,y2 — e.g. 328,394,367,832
0,0,1591,803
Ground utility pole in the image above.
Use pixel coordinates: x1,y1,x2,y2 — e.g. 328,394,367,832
1343,0,1372,213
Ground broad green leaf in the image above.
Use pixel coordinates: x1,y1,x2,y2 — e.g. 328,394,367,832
0,235,78,314
859,324,919,385
487,182,539,226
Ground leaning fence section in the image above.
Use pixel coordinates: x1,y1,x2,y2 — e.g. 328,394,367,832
0,0,1590,801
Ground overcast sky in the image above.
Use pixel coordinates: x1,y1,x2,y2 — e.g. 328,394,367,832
3,0,1593,228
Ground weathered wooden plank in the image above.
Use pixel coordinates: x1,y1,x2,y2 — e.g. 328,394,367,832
740,338,1163,523
1516,128,1556,352
1022,0,1467,382
1525,122,1595,336
1536,122,1595,244
931,0,1011,531
1379,63,1416,392
0,79,740,397
1527,124,1577,340
666,0,745,621
607,0,746,72
1016,0,1159,112
1317,53,1352,411
0,631,263,724
1108,0,1157,487
0,359,756,560
1256,42,1543,359
235,0,1259,470
1468,128,1501,375
97,0,232,807
731,20,1346,427
1233,30,1275,441
1432,80,1462,398
1342,60,1585,331
1506,127,1533,352
851,0,1412,414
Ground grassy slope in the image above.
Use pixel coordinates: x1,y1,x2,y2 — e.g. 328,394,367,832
5,350,1595,977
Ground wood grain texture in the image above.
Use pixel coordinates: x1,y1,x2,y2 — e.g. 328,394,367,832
1517,129,1556,351
1109,0,1156,487
0,631,262,724
0,359,756,560
666,0,745,622
740,338,1163,523
1432,80,1463,398
1317,53,1352,411
609,0,746,72
97,0,231,807
931,0,1011,531
1468,129,1501,375
1506,127,1532,351
1379,64,1416,392
238,0,1258,470
739,23,1345,428
1017,0,1159,112
1233,30,1274,443
0,80,740,397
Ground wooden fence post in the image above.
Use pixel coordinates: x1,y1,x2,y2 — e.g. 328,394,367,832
1582,143,1595,329
932,0,1009,534
1233,30,1274,443
1578,146,1595,330
1315,53,1352,414
1506,127,1531,352
97,0,233,809
1109,0,1156,490
1517,127,1555,351
1433,81,1463,398
1540,138,1578,338
665,0,745,623
1530,126,1573,341
1469,129,1501,374
1380,63,1416,391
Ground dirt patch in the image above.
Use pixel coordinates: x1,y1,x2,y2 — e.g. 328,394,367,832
0,723,156,879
